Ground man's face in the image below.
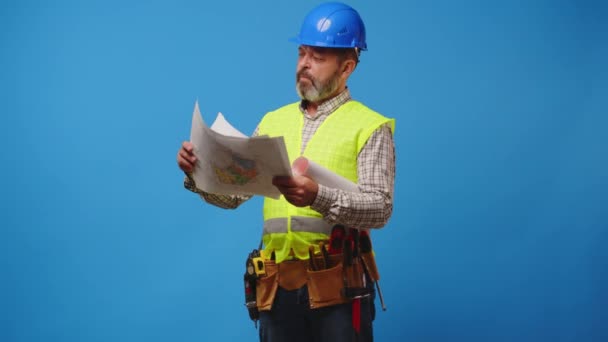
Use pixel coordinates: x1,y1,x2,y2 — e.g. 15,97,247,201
296,45,342,103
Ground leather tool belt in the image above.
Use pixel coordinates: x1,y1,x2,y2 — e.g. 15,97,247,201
256,250,380,310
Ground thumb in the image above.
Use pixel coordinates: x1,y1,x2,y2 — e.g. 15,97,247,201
291,156,309,176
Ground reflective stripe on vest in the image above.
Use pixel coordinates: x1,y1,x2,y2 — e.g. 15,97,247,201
263,216,333,235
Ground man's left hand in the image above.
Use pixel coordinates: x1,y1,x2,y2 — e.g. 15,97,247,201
272,175,318,207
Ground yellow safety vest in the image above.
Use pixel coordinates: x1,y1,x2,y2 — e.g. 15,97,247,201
257,100,395,263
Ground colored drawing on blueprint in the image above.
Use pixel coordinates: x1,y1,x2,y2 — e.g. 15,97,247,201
213,154,258,185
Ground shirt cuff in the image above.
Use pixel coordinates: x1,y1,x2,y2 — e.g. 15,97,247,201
310,184,337,216
183,173,202,194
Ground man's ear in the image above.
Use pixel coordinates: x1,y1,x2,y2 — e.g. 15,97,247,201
341,59,356,77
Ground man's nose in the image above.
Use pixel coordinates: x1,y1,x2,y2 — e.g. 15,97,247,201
298,55,310,70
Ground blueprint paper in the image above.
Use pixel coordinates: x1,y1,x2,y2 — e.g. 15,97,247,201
209,112,248,138
189,101,292,198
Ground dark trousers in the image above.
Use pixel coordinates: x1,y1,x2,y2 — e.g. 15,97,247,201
259,286,375,342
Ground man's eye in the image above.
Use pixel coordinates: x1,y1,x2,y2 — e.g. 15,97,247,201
313,56,324,62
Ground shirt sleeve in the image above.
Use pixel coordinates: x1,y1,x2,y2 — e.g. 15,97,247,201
310,124,395,229
183,173,252,209
182,126,260,209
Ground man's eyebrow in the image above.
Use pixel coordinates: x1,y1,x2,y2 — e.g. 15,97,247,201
311,46,333,55
299,46,329,55
299,46,337,61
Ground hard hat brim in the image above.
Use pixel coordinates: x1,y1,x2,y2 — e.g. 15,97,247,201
288,36,367,51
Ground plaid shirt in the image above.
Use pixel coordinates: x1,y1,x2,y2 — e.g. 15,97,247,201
185,88,395,229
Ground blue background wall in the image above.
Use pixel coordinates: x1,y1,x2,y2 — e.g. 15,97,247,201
2,0,607,341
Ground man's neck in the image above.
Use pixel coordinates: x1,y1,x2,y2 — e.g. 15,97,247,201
305,101,320,117
304,86,346,117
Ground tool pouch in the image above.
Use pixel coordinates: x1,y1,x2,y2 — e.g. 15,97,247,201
342,257,374,301
361,252,380,282
307,256,374,309
255,261,279,311
307,260,348,309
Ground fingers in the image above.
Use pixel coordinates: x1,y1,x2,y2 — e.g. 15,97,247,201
182,141,194,152
177,141,197,173
272,177,303,198
275,186,306,206
178,148,196,163
284,196,308,207
177,155,195,173
272,175,318,207
275,185,305,197
272,176,296,188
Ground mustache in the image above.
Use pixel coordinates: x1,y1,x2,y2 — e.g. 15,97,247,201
297,69,314,82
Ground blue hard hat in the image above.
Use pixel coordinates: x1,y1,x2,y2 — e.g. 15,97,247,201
289,2,367,50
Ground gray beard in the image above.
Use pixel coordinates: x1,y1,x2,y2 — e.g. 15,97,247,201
296,71,340,103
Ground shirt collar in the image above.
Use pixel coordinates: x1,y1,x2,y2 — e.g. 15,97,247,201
299,88,352,119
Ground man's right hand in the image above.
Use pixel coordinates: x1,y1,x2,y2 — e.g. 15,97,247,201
177,141,197,173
